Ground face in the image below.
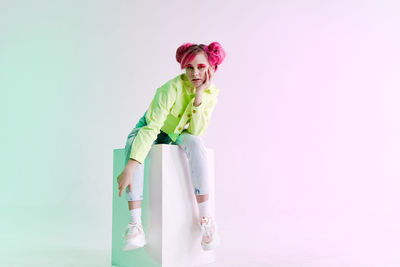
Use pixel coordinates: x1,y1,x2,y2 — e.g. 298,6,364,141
185,52,213,87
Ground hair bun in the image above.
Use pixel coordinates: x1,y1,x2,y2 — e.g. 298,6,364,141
176,43,194,64
206,42,226,70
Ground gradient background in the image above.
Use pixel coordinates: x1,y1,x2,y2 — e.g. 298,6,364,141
1,1,400,266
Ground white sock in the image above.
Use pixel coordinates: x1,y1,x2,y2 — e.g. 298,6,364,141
129,208,142,225
198,200,211,219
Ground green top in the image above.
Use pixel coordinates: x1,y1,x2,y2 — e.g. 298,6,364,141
130,73,220,164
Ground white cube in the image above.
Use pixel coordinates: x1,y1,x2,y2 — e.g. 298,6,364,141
112,144,216,267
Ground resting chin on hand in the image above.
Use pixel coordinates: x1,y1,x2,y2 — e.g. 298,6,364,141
194,67,214,107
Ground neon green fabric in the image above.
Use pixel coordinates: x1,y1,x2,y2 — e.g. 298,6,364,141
130,73,220,164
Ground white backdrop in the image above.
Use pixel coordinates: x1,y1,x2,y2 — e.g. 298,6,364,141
1,1,400,266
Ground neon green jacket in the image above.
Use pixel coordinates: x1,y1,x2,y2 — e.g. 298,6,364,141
130,73,220,164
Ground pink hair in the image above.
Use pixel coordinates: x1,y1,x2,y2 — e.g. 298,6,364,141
176,42,226,72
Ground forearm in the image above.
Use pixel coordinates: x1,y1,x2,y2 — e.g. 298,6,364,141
194,92,203,107
188,93,217,135
125,158,140,173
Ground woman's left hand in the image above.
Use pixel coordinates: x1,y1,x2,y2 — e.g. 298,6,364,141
195,66,214,94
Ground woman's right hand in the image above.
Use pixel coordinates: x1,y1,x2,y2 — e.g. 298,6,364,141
117,159,140,197
195,66,214,94
117,170,132,197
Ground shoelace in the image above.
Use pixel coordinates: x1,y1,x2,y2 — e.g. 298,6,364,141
200,217,213,237
122,222,141,238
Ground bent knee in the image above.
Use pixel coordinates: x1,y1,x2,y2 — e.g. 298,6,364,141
178,132,205,149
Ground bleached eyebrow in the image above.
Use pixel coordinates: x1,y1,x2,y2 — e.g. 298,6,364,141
187,64,206,66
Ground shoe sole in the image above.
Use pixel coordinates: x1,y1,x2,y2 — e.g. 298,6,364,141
201,233,220,251
123,236,147,251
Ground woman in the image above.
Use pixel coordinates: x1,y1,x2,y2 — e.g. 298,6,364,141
117,42,225,251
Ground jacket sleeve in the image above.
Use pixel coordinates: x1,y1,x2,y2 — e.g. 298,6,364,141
129,82,177,164
187,88,219,136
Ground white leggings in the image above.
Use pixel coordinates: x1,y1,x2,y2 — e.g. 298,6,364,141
124,112,210,201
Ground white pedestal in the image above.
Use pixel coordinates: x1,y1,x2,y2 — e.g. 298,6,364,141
112,144,216,267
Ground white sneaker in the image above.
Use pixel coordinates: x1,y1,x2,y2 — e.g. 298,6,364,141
122,222,147,251
199,216,220,251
